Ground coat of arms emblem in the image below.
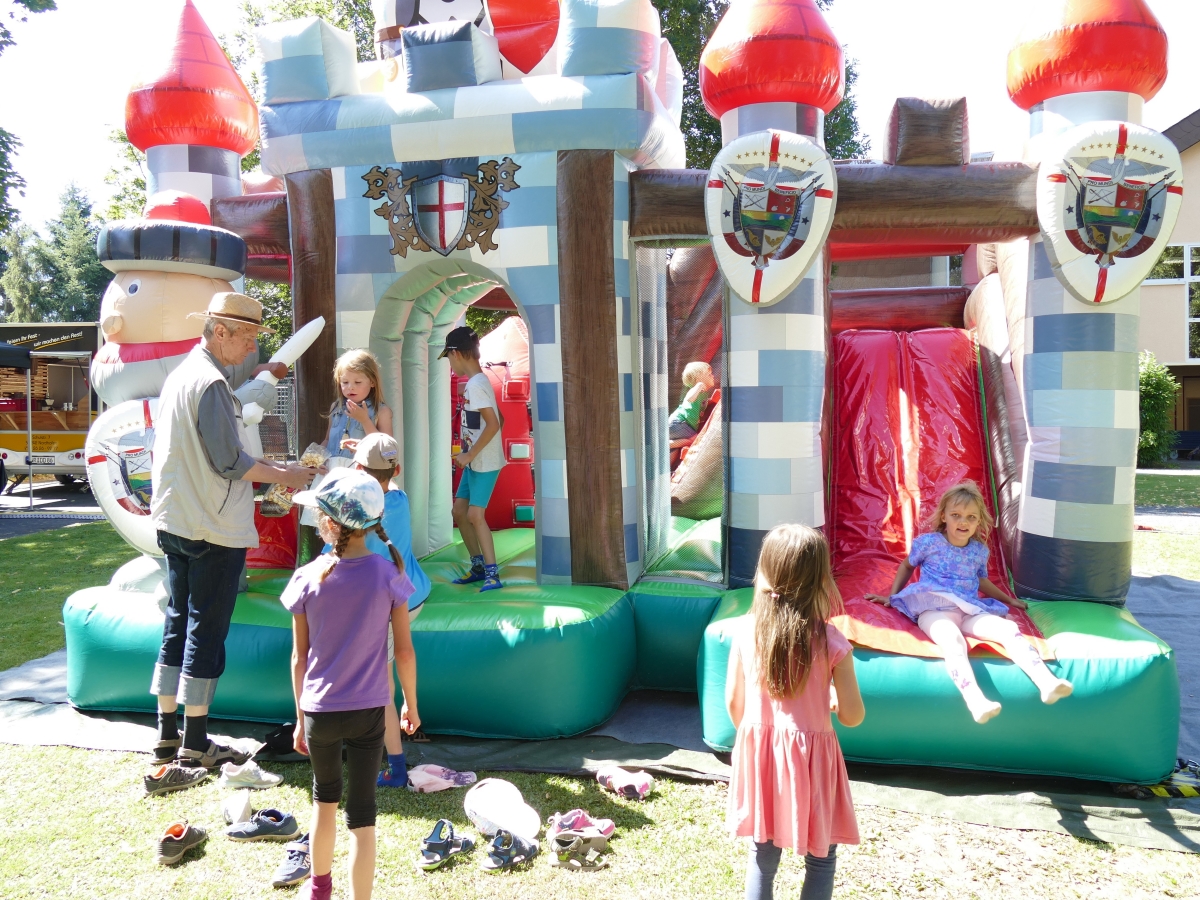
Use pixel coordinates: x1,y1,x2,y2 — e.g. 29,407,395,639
705,130,836,306
1037,121,1183,305
362,158,521,258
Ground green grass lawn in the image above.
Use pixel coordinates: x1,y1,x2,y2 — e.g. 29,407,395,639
0,743,1196,900
0,522,136,671
1135,473,1200,508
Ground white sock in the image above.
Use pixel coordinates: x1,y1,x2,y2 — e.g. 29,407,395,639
944,656,1002,723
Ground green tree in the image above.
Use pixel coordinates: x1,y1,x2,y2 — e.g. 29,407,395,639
658,0,868,169
102,130,147,222
29,186,112,322
0,223,41,321
244,278,294,359
1138,351,1180,468
0,2,57,241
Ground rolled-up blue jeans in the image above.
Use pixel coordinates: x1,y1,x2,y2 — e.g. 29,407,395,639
150,530,246,707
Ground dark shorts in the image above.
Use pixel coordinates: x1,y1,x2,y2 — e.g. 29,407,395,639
304,706,385,830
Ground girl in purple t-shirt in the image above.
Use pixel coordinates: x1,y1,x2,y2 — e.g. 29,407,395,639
284,469,418,900
866,481,1072,724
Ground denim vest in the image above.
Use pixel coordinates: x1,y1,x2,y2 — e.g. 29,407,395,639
325,398,377,459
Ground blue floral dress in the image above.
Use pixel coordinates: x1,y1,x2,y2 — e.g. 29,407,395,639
890,532,1009,622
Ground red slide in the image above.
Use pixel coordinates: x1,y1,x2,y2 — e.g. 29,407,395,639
826,328,1048,660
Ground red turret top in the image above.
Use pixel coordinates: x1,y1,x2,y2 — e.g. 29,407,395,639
125,0,259,154
699,0,844,119
1007,0,1168,111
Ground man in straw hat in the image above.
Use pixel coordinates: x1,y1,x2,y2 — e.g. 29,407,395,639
147,292,317,774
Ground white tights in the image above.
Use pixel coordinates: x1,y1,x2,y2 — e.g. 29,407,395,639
917,611,1070,722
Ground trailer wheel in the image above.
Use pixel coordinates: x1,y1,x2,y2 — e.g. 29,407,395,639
55,474,76,486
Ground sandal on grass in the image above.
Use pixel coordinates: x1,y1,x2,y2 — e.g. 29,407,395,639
550,829,609,870
481,829,538,872
417,819,474,871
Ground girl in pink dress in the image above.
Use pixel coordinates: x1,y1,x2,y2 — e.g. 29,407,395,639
726,524,865,900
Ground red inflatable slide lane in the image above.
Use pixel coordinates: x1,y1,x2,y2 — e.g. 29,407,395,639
826,328,1050,661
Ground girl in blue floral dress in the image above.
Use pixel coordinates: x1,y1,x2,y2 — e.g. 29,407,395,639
866,481,1073,723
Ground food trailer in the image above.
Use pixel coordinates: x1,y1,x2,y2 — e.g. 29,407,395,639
0,324,101,492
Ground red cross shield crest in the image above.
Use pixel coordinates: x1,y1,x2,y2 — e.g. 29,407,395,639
413,174,470,256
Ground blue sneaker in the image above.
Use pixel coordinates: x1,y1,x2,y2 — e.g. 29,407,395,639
272,833,311,887
225,808,301,842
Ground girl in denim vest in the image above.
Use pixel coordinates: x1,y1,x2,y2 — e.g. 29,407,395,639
323,350,393,460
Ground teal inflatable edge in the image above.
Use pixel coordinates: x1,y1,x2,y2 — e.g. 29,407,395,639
698,589,1180,785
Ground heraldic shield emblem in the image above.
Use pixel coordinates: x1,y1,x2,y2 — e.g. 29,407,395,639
705,130,836,306
413,175,470,256
1037,121,1183,305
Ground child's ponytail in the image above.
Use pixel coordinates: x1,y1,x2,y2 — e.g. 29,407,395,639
372,523,406,575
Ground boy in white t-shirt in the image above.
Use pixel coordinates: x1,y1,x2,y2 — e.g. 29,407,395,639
439,326,505,592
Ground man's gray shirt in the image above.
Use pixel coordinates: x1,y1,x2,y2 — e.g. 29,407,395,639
196,348,255,480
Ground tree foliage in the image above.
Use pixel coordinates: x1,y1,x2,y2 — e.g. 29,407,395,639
657,0,868,169
102,130,147,222
0,1,57,241
0,187,111,323
244,278,294,359
1138,351,1180,467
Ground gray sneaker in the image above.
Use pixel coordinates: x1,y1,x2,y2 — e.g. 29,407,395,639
144,763,210,797
177,739,252,771
156,821,208,866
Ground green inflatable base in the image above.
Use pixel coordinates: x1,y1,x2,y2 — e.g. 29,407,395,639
697,589,1180,785
65,563,634,740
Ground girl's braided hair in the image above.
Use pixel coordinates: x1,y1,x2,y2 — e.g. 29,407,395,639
318,514,406,582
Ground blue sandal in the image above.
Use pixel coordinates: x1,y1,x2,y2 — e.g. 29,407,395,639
418,819,474,871
481,829,538,871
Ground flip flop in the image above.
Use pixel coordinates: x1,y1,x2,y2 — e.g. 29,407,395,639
417,819,474,871
481,829,538,872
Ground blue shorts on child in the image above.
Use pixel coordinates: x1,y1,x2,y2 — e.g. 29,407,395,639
456,467,501,507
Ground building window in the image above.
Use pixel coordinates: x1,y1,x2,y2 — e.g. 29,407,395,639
1146,245,1200,358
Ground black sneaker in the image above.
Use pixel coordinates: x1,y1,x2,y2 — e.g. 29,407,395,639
144,763,211,797
177,739,252,770
156,820,207,866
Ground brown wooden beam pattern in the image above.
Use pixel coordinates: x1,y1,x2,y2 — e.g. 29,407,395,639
557,150,628,589
629,163,1039,243
285,170,338,451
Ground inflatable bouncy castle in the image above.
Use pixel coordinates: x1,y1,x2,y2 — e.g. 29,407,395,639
66,0,1180,784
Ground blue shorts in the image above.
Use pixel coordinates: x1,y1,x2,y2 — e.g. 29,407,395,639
455,467,501,508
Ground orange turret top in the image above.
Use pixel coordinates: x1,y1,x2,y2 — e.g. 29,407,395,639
125,0,259,155
1007,0,1168,111
699,0,844,120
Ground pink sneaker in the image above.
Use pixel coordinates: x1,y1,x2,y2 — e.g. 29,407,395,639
596,766,654,801
546,808,615,842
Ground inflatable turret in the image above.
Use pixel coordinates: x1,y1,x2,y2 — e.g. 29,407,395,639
1004,0,1182,602
699,0,842,584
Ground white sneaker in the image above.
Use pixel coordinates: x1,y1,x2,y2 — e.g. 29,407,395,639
219,760,283,790
222,792,253,826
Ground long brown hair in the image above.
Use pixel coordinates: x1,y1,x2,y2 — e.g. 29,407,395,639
752,524,841,700
923,480,993,545
327,349,385,416
318,512,405,583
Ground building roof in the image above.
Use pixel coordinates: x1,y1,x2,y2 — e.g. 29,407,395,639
125,0,258,155
1164,109,1200,154
699,0,844,119
1006,0,1168,111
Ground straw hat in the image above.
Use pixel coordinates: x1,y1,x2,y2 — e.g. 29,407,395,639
188,292,275,334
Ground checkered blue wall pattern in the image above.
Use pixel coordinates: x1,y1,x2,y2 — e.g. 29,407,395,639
1012,236,1138,602
726,261,827,587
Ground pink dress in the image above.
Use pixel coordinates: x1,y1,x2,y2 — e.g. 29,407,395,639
727,621,860,857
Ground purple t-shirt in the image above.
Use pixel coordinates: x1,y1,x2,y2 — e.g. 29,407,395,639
281,553,414,713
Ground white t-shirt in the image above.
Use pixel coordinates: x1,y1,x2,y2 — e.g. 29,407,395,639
462,372,504,473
